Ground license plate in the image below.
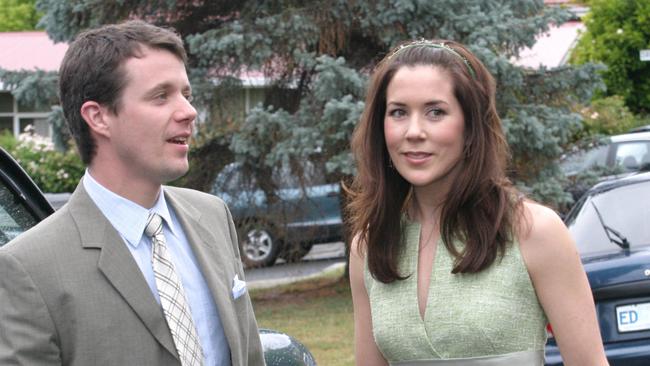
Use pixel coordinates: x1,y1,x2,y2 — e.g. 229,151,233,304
616,302,650,333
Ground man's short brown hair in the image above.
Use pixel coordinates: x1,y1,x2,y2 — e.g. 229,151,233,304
59,20,187,165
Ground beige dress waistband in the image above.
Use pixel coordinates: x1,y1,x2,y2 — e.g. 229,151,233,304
390,350,544,366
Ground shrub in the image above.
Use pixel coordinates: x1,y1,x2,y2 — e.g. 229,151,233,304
0,129,83,193
579,96,637,137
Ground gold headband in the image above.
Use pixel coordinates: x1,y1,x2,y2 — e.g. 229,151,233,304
388,39,477,79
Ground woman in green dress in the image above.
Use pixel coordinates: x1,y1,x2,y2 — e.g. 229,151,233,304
347,39,608,365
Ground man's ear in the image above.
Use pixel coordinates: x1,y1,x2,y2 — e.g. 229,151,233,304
80,101,111,138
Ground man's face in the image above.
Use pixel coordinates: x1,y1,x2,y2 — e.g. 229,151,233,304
102,46,196,187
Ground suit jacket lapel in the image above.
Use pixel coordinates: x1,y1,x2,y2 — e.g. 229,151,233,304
164,189,241,363
67,184,179,359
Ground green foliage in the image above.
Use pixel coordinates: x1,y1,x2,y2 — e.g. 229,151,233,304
11,0,606,209
579,95,638,136
503,64,606,187
563,163,624,204
0,0,41,31
0,131,18,150
571,0,650,113
0,69,58,111
0,131,83,193
229,55,366,182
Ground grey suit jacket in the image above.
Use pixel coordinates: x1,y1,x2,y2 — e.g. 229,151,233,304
0,183,265,365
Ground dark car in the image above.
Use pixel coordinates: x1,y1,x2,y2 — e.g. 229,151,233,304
0,147,316,366
211,161,343,267
560,132,650,201
545,172,650,365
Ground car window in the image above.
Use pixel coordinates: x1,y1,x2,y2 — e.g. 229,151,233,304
272,161,326,189
214,160,327,194
568,181,650,254
0,182,40,246
561,144,609,175
224,167,251,192
614,142,650,171
212,163,258,194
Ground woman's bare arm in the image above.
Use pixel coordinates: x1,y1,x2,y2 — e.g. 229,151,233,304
349,235,388,366
519,202,608,366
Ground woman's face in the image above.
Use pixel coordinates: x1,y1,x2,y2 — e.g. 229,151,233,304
383,65,465,191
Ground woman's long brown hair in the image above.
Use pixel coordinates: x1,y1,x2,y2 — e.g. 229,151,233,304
347,40,522,283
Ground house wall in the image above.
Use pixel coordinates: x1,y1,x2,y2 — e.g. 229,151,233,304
203,85,266,131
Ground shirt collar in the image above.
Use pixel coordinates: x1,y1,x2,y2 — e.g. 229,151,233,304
82,170,178,248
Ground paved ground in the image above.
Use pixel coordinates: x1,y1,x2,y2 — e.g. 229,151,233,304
245,242,346,289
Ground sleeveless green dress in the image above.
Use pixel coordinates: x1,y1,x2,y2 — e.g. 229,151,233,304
364,219,548,364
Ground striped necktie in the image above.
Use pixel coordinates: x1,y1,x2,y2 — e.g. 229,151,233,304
145,213,203,366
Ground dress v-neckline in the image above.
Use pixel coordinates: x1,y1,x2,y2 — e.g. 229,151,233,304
412,220,442,321
408,220,444,358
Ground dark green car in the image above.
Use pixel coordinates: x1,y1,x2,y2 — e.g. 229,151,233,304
212,162,342,268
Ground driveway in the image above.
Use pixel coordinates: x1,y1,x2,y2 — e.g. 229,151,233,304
245,242,346,290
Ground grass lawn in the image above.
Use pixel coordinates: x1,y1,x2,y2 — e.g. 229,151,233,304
251,267,355,366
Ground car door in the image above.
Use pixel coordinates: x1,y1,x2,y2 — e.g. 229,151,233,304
0,148,54,247
274,161,341,243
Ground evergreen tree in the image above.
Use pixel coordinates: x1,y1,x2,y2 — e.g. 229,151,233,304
5,0,604,208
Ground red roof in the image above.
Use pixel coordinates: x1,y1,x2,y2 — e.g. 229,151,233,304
513,20,584,69
0,31,68,72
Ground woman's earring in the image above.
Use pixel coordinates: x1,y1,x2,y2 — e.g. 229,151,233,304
388,158,394,169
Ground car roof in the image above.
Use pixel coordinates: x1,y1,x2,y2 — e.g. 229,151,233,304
586,171,650,196
628,124,650,133
610,131,650,143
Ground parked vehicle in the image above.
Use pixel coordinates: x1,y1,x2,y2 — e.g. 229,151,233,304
628,124,650,133
560,131,650,201
211,161,343,267
545,172,650,365
0,147,316,365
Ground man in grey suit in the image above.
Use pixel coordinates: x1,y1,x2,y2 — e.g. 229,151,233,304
0,20,265,365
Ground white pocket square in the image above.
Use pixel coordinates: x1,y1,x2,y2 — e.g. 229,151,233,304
232,274,247,299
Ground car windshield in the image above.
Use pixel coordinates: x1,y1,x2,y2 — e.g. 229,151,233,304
567,181,650,255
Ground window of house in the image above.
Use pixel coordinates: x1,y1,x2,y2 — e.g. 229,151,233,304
19,117,50,137
245,87,266,113
0,92,51,138
17,99,49,113
0,117,12,134
0,92,12,112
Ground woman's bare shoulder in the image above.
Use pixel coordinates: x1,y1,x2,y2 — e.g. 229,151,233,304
517,200,578,273
518,200,565,239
